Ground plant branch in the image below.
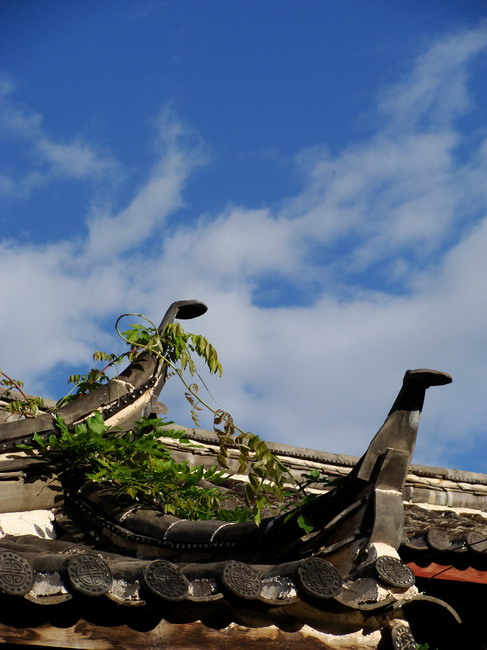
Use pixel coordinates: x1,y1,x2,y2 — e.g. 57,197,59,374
0,370,30,402
114,314,292,480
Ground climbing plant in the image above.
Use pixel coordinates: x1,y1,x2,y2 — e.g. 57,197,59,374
115,314,292,523
7,314,304,525
20,411,233,520
0,371,45,419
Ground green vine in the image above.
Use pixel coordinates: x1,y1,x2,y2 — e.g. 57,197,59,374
19,412,236,520
0,371,45,419
115,314,293,523
9,313,304,526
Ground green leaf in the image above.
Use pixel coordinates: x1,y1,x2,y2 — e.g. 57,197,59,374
86,412,106,435
297,514,314,535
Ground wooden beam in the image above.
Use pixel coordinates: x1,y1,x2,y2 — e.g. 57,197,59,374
0,478,62,513
0,619,375,649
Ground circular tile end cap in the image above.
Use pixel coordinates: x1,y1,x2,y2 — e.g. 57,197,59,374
0,551,35,596
143,560,189,601
66,554,112,596
466,531,487,554
375,556,415,589
221,560,262,600
427,528,451,552
297,557,342,599
391,624,416,650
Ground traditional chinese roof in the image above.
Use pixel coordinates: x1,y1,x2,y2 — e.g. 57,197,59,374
0,300,484,649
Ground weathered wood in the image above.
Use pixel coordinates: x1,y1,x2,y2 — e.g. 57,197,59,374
0,620,379,649
0,478,61,513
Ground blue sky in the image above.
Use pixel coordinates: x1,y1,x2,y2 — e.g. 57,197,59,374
2,1,487,471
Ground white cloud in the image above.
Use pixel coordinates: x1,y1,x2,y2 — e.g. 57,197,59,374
35,137,115,179
378,25,487,129
0,79,119,198
85,109,207,259
2,26,487,472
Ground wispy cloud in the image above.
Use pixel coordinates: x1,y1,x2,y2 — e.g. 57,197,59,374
2,26,487,469
378,26,487,130
86,109,207,259
0,77,119,198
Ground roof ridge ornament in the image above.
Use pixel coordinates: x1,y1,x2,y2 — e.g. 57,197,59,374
355,369,452,483
0,299,209,449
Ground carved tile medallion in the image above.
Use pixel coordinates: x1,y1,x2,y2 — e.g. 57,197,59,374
375,556,415,589
66,554,112,596
297,557,342,599
0,551,34,596
143,560,189,601
391,624,416,650
221,560,262,599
